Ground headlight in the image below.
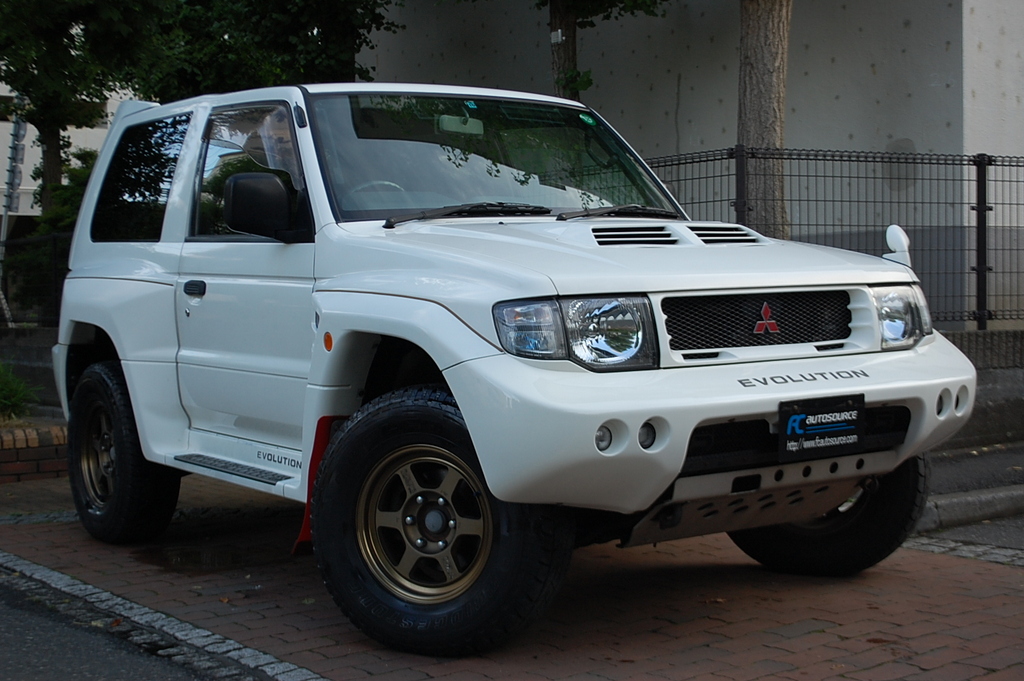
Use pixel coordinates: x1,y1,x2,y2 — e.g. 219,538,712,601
493,300,566,359
493,296,658,371
872,285,932,350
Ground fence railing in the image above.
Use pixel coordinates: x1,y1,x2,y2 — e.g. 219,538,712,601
649,146,1024,329
4,147,1024,329
0,232,71,327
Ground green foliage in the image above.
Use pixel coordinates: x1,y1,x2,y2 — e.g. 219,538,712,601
249,0,403,84
0,0,170,128
0,0,171,210
128,0,283,103
533,0,669,28
131,0,404,103
0,363,37,422
556,68,594,97
3,149,95,319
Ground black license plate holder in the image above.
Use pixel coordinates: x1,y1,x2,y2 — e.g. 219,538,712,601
779,394,866,462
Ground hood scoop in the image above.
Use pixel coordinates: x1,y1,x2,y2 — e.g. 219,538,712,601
592,225,679,246
687,224,760,244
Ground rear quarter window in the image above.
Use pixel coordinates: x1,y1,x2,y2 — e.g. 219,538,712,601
91,114,192,242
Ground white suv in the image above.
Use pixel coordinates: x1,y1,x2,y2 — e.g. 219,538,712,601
55,83,976,655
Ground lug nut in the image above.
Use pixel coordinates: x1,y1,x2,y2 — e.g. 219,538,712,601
404,516,415,525
415,496,424,505
415,538,426,548
437,497,446,506
448,519,456,529
438,540,447,549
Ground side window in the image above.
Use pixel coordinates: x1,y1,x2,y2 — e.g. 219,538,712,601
91,114,191,242
195,104,308,237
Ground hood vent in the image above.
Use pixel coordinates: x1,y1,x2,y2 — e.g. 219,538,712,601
592,225,678,246
688,224,760,244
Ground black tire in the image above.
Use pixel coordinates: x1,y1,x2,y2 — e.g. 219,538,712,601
312,386,574,656
67,361,181,544
728,455,927,577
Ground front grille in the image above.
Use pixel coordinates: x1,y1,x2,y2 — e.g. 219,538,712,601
662,291,852,351
681,406,912,477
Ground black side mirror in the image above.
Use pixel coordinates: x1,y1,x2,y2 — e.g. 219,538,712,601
223,172,291,240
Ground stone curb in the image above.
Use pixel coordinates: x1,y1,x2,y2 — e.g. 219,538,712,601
0,550,327,681
915,484,1024,534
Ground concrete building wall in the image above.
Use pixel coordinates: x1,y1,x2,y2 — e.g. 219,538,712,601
366,0,1019,159
962,0,1024,155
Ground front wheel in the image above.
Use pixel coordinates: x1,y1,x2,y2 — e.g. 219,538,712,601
728,455,927,577
312,386,574,656
67,361,181,544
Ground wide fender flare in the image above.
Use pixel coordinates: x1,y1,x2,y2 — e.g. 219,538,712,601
294,291,504,551
308,290,502,388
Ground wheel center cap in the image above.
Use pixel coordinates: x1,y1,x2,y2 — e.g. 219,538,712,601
424,509,446,534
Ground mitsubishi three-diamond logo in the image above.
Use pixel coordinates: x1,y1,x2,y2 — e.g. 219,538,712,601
754,302,780,334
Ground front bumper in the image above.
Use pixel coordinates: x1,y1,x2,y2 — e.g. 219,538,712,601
444,333,975,514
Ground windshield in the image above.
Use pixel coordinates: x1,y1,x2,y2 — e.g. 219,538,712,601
308,93,680,222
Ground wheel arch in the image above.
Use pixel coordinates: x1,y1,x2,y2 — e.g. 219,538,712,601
61,322,120,407
361,336,446,405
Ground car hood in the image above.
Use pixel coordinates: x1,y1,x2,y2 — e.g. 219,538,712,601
347,217,913,291
317,217,917,346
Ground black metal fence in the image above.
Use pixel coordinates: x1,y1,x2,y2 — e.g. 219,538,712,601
649,146,1024,328
0,232,71,327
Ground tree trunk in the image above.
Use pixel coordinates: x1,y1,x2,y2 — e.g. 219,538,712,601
548,0,579,100
737,0,792,239
37,124,65,215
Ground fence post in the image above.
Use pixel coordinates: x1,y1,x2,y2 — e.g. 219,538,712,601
971,154,993,330
732,144,748,226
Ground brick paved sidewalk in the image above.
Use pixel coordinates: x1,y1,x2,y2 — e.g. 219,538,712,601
2,476,1024,681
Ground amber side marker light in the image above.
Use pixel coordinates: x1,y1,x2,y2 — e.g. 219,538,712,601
323,332,333,352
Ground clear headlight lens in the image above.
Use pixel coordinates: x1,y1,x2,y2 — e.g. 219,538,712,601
493,296,658,371
493,300,566,359
872,285,933,350
561,296,657,370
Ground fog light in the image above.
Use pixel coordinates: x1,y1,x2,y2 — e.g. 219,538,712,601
595,425,613,452
638,422,657,449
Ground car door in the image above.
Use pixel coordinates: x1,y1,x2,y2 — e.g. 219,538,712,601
175,102,315,463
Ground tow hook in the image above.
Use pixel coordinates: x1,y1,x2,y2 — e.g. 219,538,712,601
860,476,881,494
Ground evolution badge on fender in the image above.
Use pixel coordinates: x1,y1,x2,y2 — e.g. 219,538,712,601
779,394,866,462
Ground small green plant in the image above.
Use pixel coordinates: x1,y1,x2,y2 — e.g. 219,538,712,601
0,363,37,422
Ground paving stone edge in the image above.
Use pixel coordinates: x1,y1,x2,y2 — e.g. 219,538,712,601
0,549,327,681
915,484,1024,533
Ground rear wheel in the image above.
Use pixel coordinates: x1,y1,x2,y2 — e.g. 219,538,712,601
728,455,927,576
67,361,180,544
312,386,574,656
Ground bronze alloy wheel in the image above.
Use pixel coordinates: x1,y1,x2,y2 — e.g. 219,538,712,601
356,444,493,603
80,403,117,511
67,361,181,544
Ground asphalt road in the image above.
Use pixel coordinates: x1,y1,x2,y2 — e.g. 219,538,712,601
0,575,210,681
0,567,268,681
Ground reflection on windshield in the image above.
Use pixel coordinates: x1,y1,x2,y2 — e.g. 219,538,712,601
308,94,678,222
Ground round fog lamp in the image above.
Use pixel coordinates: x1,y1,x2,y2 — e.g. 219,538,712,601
638,422,657,449
595,425,613,452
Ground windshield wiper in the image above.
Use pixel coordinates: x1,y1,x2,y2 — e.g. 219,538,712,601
383,202,551,229
555,204,683,221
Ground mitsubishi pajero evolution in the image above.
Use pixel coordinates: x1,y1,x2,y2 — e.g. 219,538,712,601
55,84,976,655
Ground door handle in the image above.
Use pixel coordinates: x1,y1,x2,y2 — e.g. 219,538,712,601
183,280,207,296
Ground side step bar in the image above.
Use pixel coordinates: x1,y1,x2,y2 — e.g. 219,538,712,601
174,454,294,485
